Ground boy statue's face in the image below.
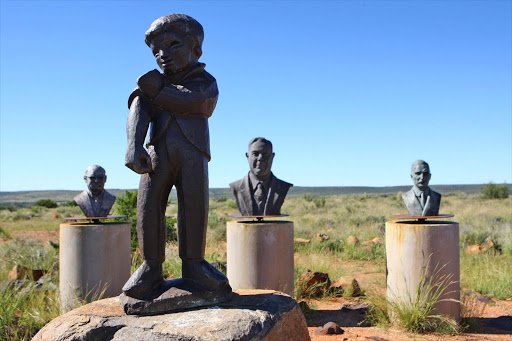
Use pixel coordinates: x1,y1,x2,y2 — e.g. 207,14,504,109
150,30,198,75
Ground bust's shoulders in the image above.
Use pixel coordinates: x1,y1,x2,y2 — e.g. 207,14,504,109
74,190,88,202
429,187,441,197
271,174,293,191
103,190,116,201
229,176,246,191
402,188,414,199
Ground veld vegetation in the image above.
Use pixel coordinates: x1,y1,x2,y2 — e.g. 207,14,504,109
0,191,510,339
480,182,509,199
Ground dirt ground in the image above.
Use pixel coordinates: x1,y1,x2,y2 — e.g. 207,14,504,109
6,230,512,340
306,296,512,341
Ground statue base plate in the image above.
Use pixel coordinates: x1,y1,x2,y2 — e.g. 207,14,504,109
120,278,232,315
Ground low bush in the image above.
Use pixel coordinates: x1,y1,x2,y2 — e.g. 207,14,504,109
480,183,509,199
226,199,238,209
166,216,177,242
62,200,78,207
34,199,57,209
114,190,138,249
313,196,326,208
303,193,313,202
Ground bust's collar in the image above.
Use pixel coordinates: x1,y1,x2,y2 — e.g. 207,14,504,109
412,186,430,197
87,189,105,199
248,172,272,189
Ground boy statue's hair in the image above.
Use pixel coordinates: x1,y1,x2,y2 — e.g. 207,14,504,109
145,13,204,58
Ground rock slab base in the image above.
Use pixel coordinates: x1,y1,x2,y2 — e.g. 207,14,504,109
32,289,310,341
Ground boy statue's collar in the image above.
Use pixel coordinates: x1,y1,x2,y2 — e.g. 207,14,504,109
165,62,206,83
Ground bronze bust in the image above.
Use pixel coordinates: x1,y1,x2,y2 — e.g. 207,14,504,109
402,160,441,216
74,165,116,217
230,137,293,216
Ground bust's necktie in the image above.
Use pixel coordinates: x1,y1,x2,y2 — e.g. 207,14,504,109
254,182,265,213
420,192,426,208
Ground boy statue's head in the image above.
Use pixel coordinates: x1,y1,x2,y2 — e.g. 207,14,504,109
145,14,204,75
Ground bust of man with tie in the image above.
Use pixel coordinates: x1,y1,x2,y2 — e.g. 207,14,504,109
230,137,293,216
74,165,116,217
402,160,441,216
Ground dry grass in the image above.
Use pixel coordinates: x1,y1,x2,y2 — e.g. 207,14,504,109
0,193,510,340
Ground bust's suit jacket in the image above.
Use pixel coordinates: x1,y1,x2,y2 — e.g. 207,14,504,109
74,190,116,217
230,173,293,216
402,187,441,216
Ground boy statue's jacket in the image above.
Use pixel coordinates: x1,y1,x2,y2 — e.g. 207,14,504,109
128,62,218,161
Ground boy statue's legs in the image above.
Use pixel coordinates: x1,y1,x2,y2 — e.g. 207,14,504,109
123,127,228,299
176,148,229,290
122,144,171,299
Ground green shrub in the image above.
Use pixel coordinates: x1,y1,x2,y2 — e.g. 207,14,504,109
313,196,326,208
114,190,139,249
165,216,177,242
0,204,18,212
208,212,227,230
0,227,9,239
34,199,57,209
303,193,313,202
480,183,509,199
30,205,46,216
358,193,369,201
226,199,238,209
456,191,467,198
113,191,180,248
63,200,78,207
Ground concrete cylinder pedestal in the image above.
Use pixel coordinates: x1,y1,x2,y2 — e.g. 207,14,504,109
227,221,294,296
386,221,460,322
60,222,131,312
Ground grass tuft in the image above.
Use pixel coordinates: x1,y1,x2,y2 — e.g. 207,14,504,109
367,260,461,335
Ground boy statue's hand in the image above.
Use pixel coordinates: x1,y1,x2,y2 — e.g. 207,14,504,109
137,69,164,100
125,146,153,174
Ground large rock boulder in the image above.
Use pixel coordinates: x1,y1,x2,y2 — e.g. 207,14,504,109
32,289,310,341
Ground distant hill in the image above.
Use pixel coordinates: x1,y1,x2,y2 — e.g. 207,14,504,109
1,184,508,206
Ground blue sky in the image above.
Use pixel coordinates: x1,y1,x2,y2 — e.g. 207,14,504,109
1,0,510,191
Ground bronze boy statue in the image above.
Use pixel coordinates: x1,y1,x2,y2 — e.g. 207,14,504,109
122,14,230,300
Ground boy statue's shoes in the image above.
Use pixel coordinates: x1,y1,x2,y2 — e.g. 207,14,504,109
182,259,230,291
122,260,164,300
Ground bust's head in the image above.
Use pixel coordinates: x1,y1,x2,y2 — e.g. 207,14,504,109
246,137,274,181
410,160,431,191
84,165,106,196
145,14,203,75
